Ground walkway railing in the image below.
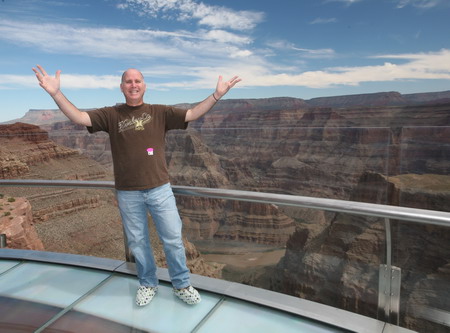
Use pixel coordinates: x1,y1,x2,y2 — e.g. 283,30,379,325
2,179,448,227
1,179,449,330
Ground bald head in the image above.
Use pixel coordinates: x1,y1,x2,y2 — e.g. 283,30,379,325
121,68,144,83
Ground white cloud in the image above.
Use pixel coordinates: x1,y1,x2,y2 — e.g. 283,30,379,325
0,19,252,62
99,49,450,89
60,74,120,89
292,47,336,58
118,0,264,31
0,73,119,90
5,49,449,92
310,17,338,24
187,48,450,89
2,48,450,92
396,0,444,8
0,20,186,59
0,74,37,89
252,48,450,88
324,0,363,5
204,30,252,45
267,40,336,59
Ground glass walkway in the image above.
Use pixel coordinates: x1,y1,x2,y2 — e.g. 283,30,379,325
0,249,414,333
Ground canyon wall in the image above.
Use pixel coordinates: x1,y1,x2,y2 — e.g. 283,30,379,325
0,123,218,278
272,171,450,332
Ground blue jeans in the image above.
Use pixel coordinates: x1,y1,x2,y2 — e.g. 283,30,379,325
116,183,190,289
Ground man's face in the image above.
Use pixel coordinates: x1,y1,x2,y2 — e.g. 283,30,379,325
120,69,146,106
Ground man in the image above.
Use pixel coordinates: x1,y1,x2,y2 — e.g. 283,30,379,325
32,65,241,306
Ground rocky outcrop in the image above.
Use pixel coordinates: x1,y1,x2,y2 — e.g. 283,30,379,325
0,122,49,141
166,129,296,245
0,123,80,179
166,129,230,188
0,196,44,250
40,121,112,169
0,158,29,179
184,237,224,278
180,198,296,246
0,123,115,258
213,201,295,245
5,109,91,126
32,195,101,222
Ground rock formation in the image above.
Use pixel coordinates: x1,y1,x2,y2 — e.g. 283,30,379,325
0,196,44,251
6,89,450,127
0,122,79,179
166,129,296,245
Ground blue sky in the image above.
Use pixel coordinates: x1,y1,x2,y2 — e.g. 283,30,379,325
0,0,449,122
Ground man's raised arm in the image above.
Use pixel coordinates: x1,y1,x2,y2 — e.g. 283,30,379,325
185,75,241,123
32,65,92,127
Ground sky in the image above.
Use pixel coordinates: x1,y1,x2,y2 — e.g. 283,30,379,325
0,0,449,122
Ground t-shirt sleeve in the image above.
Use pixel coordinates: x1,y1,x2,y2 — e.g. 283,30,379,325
86,107,111,133
165,106,188,131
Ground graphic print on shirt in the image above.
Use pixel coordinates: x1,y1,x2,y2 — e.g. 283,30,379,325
118,113,152,133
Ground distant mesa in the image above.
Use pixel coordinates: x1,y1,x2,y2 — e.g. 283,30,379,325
3,90,450,126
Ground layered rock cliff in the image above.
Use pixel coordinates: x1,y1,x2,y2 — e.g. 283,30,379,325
0,196,44,251
6,90,450,127
0,123,219,278
0,123,79,178
166,129,296,245
42,121,113,170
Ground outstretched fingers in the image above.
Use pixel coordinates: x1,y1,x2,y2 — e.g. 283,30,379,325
37,64,48,76
227,75,241,88
32,65,46,80
32,65,61,96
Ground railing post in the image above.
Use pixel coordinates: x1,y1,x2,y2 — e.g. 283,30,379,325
0,234,7,248
378,218,401,325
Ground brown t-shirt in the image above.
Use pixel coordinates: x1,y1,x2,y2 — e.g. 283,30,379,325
87,103,188,190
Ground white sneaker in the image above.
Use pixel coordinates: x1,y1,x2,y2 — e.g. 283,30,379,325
136,286,158,306
173,286,201,305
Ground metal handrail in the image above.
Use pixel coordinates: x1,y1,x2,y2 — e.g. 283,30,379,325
1,179,449,227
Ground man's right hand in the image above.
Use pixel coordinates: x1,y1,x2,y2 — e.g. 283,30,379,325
32,65,61,97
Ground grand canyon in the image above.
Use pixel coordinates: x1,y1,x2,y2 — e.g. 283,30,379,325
1,90,449,332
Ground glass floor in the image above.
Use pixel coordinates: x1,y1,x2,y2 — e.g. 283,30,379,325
0,250,414,333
